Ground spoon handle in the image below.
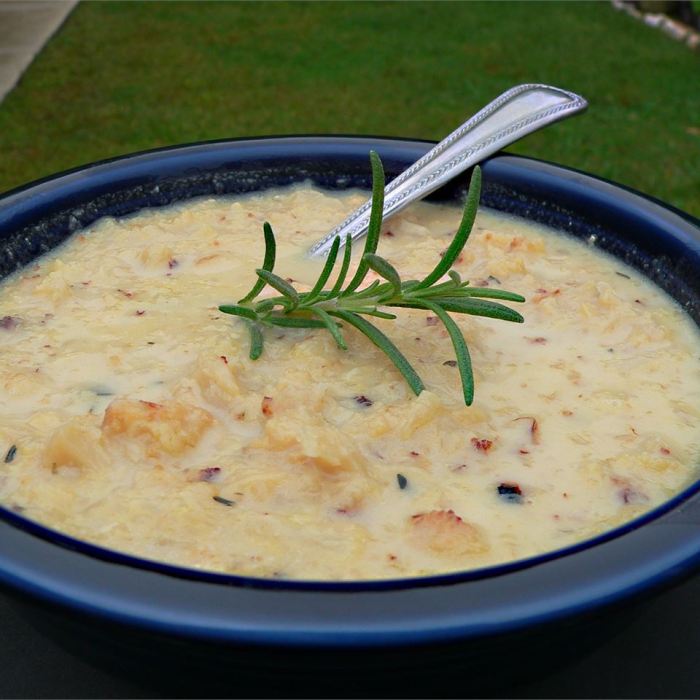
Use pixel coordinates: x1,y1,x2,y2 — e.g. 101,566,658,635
308,83,587,257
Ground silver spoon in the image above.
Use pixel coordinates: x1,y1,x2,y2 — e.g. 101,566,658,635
308,83,587,258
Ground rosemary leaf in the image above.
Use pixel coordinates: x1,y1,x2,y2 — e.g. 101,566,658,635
391,298,524,323
256,269,300,307
345,279,384,300
431,297,525,323
239,221,276,303
329,309,424,396
343,307,397,319
363,253,402,297
312,307,347,350
266,316,327,329
455,287,527,302
419,300,474,405
219,304,259,321
414,165,481,289
248,322,264,360
305,235,340,304
329,234,353,297
342,151,385,294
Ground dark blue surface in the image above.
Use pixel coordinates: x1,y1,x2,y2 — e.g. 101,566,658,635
3,572,699,697
0,137,699,689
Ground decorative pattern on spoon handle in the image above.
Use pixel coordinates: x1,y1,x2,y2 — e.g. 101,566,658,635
309,83,587,258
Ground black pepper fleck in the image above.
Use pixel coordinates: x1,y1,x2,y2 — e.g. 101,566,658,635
497,482,523,503
213,495,235,507
4,445,17,463
397,473,408,490
354,395,373,408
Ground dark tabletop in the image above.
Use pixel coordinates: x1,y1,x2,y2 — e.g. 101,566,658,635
2,572,699,699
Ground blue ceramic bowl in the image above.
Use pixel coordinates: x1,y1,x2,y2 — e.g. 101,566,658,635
0,137,699,694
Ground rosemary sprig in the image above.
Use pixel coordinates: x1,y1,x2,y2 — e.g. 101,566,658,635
219,152,525,405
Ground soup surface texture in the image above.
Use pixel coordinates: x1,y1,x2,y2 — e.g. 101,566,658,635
0,187,699,580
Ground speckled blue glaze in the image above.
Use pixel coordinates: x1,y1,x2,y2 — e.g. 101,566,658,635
0,137,698,692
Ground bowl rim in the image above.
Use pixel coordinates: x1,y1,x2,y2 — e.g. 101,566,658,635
4,133,696,226
0,135,699,648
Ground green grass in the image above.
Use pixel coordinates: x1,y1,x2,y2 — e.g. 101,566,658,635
1,1,698,215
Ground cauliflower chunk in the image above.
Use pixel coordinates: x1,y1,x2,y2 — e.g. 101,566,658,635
260,409,368,476
43,417,109,474
193,353,241,407
365,390,444,438
409,509,488,556
102,399,213,457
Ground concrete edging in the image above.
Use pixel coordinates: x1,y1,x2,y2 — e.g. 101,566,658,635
0,0,78,104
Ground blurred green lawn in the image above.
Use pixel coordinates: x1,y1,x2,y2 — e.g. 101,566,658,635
0,1,698,215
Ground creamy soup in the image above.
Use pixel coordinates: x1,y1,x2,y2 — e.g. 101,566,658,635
0,187,699,580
